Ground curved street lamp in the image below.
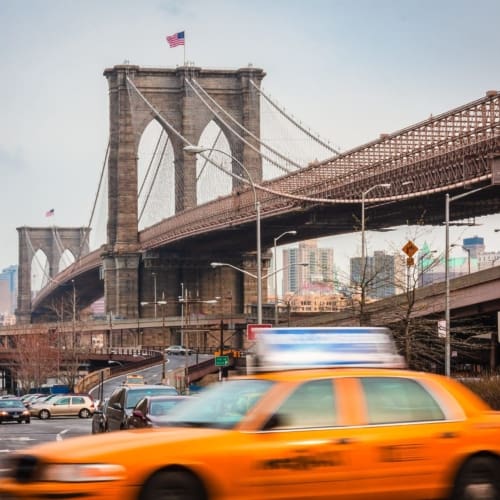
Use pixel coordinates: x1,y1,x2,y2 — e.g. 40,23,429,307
184,145,263,323
273,230,297,324
211,260,308,322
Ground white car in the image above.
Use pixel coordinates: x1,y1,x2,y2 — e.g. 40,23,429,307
164,345,193,355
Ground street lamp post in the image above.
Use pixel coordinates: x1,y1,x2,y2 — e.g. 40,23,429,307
184,145,263,323
152,272,158,319
445,186,488,377
360,184,391,321
273,230,297,325
361,184,391,269
211,261,308,323
71,279,76,349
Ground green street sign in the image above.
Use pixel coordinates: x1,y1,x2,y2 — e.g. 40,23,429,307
215,355,229,367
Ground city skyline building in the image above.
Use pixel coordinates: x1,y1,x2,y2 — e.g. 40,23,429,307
350,250,406,299
0,265,17,317
282,240,334,295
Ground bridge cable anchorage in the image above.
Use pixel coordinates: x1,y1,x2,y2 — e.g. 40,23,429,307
249,79,341,156
138,134,169,224
188,78,300,173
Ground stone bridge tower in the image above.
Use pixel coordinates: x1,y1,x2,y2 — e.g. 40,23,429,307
16,226,90,324
103,64,266,319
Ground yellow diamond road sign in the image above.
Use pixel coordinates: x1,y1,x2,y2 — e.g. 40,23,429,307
402,240,419,257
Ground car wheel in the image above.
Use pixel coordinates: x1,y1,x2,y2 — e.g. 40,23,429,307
25,419,30,424
139,470,206,500
452,456,500,500
79,408,91,418
39,409,50,420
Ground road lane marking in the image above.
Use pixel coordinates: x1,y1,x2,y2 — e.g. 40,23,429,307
57,429,69,441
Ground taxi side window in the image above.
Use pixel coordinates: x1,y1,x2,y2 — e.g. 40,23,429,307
55,397,70,405
273,379,336,429
360,377,445,424
71,397,85,405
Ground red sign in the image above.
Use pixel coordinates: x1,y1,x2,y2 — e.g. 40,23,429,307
247,323,272,341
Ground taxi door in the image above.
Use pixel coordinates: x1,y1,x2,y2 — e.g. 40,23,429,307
344,376,463,499
235,378,365,499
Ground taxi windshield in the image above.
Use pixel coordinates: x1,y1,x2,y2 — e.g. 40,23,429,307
163,379,274,429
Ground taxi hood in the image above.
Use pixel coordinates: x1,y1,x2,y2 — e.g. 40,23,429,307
13,427,229,462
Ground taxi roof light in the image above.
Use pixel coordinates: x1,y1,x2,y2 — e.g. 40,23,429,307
253,327,405,371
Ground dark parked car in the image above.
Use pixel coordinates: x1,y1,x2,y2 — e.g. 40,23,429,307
105,384,178,431
0,398,31,424
126,395,190,429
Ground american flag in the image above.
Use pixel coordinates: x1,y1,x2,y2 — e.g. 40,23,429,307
166,31,185,48
45,208,55,217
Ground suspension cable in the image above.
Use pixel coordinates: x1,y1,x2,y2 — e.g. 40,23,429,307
139,129,165,199
138,135,169,223
196,129,222,181
249,79,340,155
188,78,300,172
75,138,110,260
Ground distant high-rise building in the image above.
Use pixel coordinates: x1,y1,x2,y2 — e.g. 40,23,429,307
350,251,405,299
0,265,17,315
282,240,334,295
463,236,484,259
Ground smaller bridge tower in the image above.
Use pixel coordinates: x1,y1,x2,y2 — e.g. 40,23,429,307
16,226,90,324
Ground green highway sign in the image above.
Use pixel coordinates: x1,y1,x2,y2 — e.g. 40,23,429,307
215,355,229,367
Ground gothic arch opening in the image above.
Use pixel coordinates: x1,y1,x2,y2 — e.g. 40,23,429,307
196,120,232,204
58,249,75,272
31,249,48,292
137,119,175,230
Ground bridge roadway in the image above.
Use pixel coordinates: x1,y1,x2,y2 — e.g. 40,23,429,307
7,266,500,342
293,265,500,329
31,90,500,315
0,314,246,340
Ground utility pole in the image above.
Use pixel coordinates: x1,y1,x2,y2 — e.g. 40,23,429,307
219,318,225,381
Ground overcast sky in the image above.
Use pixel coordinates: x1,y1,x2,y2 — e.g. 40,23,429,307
1,0,500,276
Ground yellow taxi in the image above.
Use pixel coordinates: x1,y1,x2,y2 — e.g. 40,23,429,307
1,327,500,500
124,374,145,385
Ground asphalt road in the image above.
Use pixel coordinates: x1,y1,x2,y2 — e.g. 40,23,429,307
89,353,212,401
0,353,213,475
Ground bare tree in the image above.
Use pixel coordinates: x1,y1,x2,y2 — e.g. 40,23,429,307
382,255,492,373
12,327,58,393
44,288,91,391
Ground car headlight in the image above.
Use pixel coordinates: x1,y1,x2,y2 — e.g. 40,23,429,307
0,411,7,416
40,464,126,482
22,410,30,416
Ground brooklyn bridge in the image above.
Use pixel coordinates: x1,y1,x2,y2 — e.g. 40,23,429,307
1,64,499,389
